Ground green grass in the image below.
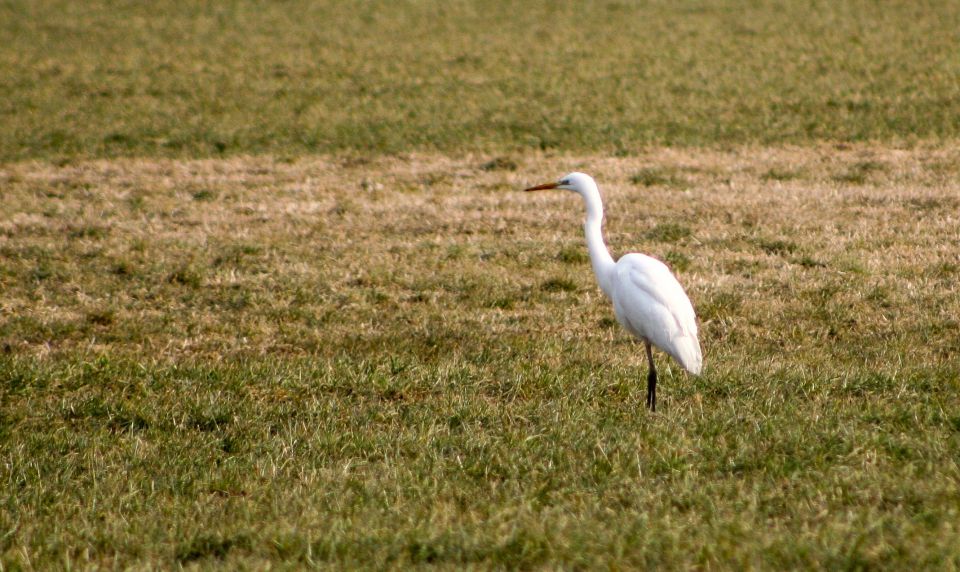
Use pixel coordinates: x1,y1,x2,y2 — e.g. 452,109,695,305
2,148,960,568
3,0,960,162
3,1,960,567
631,167,692,190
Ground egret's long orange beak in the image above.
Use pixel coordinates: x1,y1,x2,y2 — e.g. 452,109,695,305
524,182,560,192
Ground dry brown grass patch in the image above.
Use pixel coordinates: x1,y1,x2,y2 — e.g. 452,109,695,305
1,144,958,367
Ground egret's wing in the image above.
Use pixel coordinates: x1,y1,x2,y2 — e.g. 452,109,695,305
611,253,702,374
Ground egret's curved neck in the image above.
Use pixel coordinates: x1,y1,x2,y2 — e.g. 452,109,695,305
579,185,616,297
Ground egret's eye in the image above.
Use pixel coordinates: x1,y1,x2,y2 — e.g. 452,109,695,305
560,179,570,186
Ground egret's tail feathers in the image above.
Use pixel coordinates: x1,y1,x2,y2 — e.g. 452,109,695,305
671,335,703,375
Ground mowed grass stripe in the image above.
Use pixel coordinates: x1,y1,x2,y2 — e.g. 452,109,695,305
2,0,960,161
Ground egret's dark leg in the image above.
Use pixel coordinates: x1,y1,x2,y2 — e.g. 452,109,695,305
645,341,657,412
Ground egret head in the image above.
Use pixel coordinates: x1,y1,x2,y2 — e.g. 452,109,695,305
525,172,597,195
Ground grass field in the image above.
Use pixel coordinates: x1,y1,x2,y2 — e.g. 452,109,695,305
2,147,959,568
3,0,960,569
3,0,960,161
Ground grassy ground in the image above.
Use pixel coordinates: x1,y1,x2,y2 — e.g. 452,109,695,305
1,146,959,568
3,0,960,568
3,0,960,161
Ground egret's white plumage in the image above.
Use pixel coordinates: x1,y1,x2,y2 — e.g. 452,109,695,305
525,172,702,410
611,253,702,374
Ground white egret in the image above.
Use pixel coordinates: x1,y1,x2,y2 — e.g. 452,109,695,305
525,172,702,411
